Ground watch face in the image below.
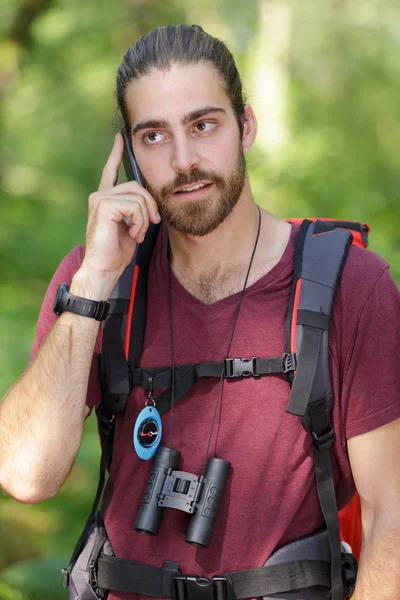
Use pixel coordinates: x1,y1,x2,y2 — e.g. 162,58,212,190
53,282,67,315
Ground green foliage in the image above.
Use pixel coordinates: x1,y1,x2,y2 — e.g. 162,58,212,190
0,1,399,598
0,557,69,600
0,582,24,600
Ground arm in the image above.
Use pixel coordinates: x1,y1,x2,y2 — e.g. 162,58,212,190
0,270,110,504
0,132,160,504
348,417,400,599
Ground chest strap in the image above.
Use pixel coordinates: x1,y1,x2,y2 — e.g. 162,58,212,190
129,353,296,408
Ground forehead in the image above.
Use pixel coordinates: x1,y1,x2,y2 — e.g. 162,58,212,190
125,62,231,127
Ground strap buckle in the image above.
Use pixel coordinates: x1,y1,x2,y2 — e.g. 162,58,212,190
96,406,116,434
61,568,70,588
89,560,98,588
312,425,335,450
283,352,297,373
94,300,110,321
361,224,369,247
173,575,236,600
224,357,260,378
341,551,358,599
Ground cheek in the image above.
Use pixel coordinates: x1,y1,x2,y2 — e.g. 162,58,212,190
140,153,171,188
211,135,240,174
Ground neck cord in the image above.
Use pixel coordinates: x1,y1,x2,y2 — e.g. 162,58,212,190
168,205,262,474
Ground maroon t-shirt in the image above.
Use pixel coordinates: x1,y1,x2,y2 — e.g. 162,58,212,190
30,223,400,600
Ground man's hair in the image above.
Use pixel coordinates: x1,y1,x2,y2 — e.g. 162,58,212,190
115,24,246,136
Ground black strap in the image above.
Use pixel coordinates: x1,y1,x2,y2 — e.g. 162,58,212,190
101,314,130,397
309,399,343,600
96,553,331,598
108,298,130,315
128,354,295,417
131,355,294,389
297,310,330,330
313,447,343,600
97,554,180,597
227,559,330,598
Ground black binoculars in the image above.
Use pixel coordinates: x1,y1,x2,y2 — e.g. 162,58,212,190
134,446,230,548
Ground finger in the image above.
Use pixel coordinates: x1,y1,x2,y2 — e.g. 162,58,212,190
132,198,149,242
96,195,150,243
111,181,161,223
98,133,124,192
127,201,147,242
95,195,147,230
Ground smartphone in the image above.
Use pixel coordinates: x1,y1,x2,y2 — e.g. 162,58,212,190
121,126,144,187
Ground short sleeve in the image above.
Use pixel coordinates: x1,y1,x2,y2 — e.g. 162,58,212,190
341,267,400,439
29,246,102,413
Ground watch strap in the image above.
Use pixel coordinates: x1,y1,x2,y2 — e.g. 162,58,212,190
54,283,110,321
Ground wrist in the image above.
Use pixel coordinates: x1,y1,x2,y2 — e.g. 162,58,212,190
70,267,120,301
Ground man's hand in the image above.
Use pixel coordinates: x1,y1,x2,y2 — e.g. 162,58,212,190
82,132,161,282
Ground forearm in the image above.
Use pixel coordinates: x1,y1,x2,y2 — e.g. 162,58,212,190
0,269,113,503
354,513,400,599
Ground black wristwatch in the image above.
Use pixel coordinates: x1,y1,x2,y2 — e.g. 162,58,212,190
53,282,110,321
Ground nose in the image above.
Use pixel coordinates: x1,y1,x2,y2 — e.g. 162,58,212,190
170,135,200,173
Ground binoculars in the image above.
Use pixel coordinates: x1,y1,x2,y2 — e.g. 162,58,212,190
134,446,230,547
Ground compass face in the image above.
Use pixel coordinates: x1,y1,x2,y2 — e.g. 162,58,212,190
133,405,162,460
137,417,160,448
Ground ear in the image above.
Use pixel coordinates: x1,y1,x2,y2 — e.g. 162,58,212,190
241,104,257,155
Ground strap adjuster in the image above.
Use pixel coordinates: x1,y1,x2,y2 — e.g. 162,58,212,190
173,575,236,600
96,407,116,434
61,568,70,588
283,352,297,373
89,560,98,588
312,425,335,450
224,357,260,378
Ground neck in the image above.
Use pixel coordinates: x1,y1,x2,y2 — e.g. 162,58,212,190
167,181,290,278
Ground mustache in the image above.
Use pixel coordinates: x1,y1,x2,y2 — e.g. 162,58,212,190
159,169,225,199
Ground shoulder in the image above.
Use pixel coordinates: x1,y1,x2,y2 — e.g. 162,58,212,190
333,244,392,327
340,243,389,293
335,241,393,308
331,242,399,372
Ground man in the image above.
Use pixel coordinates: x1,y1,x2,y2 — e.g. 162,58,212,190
1,24,400,600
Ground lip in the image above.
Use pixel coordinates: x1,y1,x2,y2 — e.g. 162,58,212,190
172,182,214,201
173,181,213,194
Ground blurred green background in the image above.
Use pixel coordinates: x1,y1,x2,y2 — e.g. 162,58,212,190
1,0,399,598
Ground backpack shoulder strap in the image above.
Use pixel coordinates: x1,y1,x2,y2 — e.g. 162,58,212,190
285,219,354,600
286,219,353,419
99,222,161,424
65,223,162,580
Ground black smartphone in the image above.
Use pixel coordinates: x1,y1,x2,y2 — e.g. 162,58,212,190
121,126,144,187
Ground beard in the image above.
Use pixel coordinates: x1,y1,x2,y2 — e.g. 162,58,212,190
145,143,247,237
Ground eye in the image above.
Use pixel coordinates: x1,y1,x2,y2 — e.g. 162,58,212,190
194,121,216,134
143,131,167,145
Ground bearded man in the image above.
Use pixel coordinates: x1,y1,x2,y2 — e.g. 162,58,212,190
1,24,400,600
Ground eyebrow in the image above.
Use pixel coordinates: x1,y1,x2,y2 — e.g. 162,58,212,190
132,106,226,136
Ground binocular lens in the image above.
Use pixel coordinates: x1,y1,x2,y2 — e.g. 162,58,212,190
134,446,181,536
185,457,230,547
